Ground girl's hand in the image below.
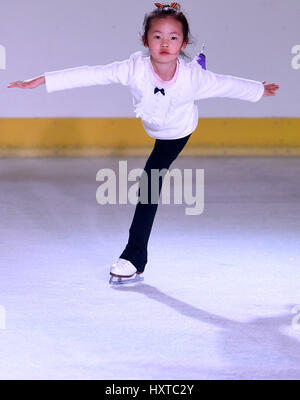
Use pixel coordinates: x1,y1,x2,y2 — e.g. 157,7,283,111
262,81,279,96
7,76,45,89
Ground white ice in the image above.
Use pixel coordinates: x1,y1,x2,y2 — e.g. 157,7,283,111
0,156,299,380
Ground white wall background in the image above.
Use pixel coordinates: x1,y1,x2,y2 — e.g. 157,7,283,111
1,0,299,117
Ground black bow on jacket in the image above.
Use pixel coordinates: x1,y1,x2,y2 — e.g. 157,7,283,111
154,87,165,96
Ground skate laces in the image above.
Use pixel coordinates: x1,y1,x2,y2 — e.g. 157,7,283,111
118,259,128,267
114,258,131,269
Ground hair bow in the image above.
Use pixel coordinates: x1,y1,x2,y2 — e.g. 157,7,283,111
154,2,180,11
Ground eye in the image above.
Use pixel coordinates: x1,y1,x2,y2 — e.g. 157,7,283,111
154,35,160,39
171,37,178,40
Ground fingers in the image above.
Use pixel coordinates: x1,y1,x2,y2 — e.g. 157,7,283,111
8,81,22,85
266,89,278,96
7,80,35,88
262,81,279,89
265,83,280,91
7,81,24,88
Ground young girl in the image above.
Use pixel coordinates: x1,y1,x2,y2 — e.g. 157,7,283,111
8,3,279,284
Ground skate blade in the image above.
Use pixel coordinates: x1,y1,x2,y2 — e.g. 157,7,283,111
109,274,144,286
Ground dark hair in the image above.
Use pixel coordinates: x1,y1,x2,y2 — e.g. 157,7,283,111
140,4,194,60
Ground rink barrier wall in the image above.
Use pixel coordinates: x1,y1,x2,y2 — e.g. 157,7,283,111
0,118,300,157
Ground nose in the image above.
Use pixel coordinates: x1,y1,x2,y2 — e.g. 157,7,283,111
161,39,168,48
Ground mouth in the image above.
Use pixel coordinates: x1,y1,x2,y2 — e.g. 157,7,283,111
160,51,169,55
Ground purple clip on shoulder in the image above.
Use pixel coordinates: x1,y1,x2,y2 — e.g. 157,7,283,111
196,43,206,70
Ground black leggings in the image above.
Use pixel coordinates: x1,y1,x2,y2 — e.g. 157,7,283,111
119,133,192,272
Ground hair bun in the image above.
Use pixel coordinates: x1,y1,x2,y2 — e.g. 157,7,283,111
154,3,181,11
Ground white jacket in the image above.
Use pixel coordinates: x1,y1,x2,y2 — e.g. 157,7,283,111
44,51,265,140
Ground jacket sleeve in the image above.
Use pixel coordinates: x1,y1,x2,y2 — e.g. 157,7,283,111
44,53,138,93
192,66,265,102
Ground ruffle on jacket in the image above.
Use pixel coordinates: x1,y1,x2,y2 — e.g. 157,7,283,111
133,85,179,126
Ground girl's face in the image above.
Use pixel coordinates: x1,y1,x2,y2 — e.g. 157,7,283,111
143,16,188,63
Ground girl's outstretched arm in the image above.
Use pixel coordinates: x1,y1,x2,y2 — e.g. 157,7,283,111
262,81,279,96
7,76,45,89
193,66,280,103
7,53,137,93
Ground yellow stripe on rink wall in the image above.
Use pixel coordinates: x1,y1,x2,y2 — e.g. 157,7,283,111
0,118,300,157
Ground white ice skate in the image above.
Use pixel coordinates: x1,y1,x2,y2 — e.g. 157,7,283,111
109,258,144,285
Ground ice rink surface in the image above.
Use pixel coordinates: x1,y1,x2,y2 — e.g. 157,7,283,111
0,156,299,380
